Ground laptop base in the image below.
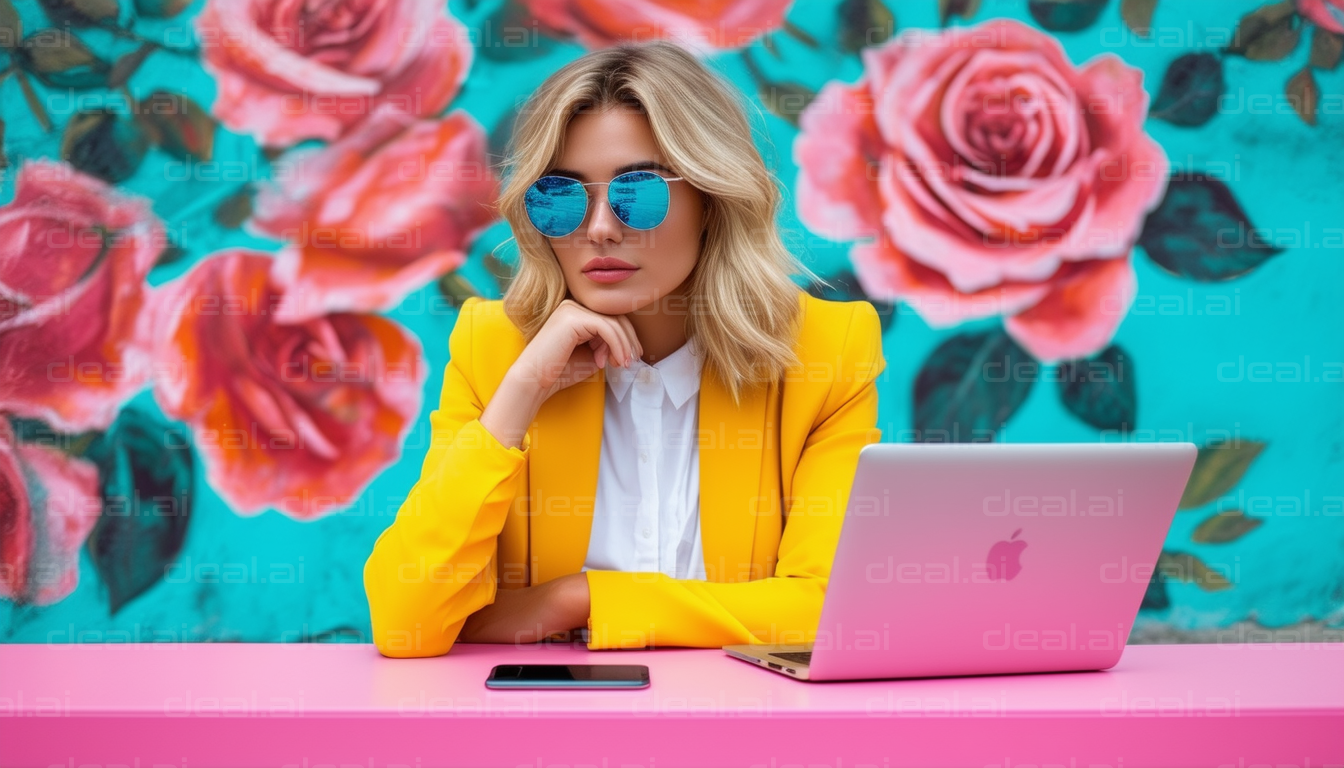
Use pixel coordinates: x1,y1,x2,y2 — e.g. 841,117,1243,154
722,644,813,681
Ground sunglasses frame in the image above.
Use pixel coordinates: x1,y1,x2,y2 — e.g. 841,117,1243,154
525,170,686,237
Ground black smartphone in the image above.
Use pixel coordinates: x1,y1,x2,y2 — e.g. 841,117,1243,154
485,664,650,689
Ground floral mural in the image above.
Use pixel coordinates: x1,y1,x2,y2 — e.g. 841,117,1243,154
0,0,1340,642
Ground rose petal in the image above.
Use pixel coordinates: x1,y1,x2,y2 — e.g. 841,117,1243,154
1004,255,1136,362
853,238,1051,327
795,82,885,241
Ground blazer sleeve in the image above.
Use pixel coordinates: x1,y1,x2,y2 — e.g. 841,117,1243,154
583,301,886,650
363,297,531,658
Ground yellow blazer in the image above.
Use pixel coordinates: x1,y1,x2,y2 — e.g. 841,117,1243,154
364,290,886,656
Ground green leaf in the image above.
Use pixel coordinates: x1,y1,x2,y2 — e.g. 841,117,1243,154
83,408,194,616
1139,562,1170,610
1191,509,1264,544
18,28,110,89
837,0,896,53
1310,27,1344,69
477,0,557,62
136,90,216,161
739,48,816,127
1177,439,1267,510
60,108,150,183
134,0,191,18
1138,173,1284,281
939,0,981,24
1157,551,1233,591
757,80,816,127
1286,66,1319,126
1226,1,1302,61
1028,0,1110,33
1150,52,1224,127
37,0,120,28
1056,344,1136,433
153,237,189,269
0,0,21,50
213,183,255,229
438,271,482,309
15,70,52,132
107,41,156,89
781,19,821,48
912,328,1036,442
1121,0,1157,36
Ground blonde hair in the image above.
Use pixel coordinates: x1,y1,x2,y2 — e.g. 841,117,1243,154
494,40,826,407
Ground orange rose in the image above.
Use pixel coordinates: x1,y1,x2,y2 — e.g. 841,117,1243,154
150,250,426,519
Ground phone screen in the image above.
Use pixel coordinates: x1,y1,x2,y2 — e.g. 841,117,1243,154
485,664,650,689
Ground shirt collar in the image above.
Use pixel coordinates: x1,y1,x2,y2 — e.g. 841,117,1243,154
605,335,703,408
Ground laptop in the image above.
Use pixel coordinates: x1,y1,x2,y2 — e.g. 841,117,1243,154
723,441,1198,681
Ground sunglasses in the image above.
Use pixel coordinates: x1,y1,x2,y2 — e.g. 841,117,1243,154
524,170,686,238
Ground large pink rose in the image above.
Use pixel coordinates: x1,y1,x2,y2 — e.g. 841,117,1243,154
796,19,1169,361
149,250,426,519
1299,0,1344,32
520,0,791,52
249,104,499,322
0,160,161,431
0,420,101,606
195,0,473,147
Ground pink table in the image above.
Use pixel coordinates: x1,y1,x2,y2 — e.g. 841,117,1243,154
1,641,1341,768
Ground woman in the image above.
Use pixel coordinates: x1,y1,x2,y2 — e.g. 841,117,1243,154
363,40,886,657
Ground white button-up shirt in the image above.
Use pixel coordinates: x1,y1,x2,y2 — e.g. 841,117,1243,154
580,337,708,581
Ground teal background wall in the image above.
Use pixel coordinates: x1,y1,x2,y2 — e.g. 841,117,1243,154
2,0,1341,643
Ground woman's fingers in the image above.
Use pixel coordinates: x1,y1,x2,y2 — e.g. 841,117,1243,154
616,313,643,362
595,316,633,366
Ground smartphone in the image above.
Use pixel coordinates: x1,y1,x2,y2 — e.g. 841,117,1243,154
485,664,650,689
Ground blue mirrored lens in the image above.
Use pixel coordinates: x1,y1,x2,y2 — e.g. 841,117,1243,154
609,171,671,230
525,176,587,237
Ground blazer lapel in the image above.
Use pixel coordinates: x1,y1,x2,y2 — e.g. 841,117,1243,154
527,360,768,586
696,366,768,582
528,367,605,585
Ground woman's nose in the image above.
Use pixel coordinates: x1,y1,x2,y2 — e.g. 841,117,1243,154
585,188,624,244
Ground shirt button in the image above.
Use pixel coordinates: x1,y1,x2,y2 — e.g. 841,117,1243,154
642,528,652,538
639,450,648,462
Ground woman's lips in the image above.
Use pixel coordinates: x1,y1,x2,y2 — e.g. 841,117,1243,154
584,268,638,284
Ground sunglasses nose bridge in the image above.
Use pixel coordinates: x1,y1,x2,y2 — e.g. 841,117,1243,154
587,183,628,238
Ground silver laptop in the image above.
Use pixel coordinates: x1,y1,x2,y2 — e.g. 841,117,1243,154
723,441,1197,681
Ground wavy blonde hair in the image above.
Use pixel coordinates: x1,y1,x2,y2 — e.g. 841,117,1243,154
494,40,826,407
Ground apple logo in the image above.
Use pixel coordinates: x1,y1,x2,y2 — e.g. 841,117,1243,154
986,528,1027,581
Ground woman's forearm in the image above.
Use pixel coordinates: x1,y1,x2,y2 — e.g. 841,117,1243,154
479,369,548,450
459,573,591,643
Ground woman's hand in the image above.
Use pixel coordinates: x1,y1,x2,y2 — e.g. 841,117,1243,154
458,572,591,645
480,299,645,450
512,299,645,401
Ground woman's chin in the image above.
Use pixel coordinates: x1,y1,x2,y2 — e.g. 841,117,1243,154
571,286,660,316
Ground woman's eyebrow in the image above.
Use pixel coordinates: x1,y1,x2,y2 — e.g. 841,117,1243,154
548,160,674,181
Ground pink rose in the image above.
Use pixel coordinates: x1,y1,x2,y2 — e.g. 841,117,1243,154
0,420,101,606
1299,0,1344,33
520,0,791,52
0,160,161,431
249,104,500,322
796,19,1169,361
150,250,426,519
196,0,473,147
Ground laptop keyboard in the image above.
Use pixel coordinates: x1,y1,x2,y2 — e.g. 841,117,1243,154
769,651,813,665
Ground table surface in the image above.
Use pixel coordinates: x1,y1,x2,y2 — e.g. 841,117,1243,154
2,641,1342,768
